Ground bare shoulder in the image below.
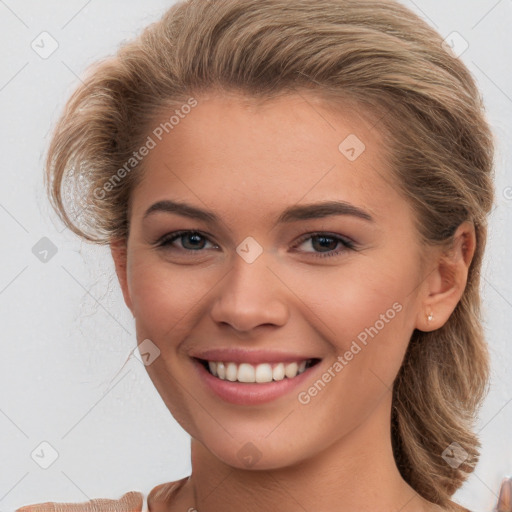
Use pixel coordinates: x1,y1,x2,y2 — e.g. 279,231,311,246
15,490,144,511
147,476,190,511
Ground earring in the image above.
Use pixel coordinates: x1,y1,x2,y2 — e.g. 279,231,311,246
427,312,433,322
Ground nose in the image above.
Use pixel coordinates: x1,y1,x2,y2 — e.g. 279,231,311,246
209,248,289,334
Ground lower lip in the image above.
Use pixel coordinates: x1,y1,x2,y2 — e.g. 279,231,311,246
192,359,319,405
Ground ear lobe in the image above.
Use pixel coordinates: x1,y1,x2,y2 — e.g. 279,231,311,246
417,221,476,332
110,238,133,315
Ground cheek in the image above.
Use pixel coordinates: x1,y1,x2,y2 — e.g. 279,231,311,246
299,263,411,339
298,260,417,387
127,256,214,340
126,259,207,434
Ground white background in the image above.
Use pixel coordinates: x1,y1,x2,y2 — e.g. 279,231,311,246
0,1,510,511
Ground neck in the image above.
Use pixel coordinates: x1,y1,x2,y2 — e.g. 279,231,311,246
175,395,438,512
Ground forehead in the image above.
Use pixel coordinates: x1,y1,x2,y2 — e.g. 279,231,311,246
131,91,402,225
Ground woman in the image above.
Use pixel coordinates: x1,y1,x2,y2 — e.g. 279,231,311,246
16,0,509,511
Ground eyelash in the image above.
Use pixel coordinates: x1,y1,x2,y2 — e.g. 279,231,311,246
155,230,357,259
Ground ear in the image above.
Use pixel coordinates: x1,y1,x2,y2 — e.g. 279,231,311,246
415,220,476,332
110,238,134,316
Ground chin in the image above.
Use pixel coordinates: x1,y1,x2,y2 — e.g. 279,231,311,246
195,427,320,472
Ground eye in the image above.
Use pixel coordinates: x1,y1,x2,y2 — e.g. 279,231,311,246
154,230,356,259
290,232,356,258
156,230,219,253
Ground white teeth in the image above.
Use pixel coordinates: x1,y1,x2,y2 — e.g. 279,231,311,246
272,362,285,381
204,359,312,383
238,363,255,382
284,362,298,378
255,363,273,383
226,362,238,381
216,362,226,379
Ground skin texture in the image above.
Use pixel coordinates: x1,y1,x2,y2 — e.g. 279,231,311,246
17,91,482,512
15,491,143,511
111,91,476,511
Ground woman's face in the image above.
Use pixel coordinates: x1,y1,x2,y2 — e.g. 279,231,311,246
113,91,433,469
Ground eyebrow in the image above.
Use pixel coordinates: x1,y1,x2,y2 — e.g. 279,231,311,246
143,199,375,225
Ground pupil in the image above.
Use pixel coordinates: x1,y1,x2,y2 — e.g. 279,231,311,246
184,233,204,250
313,236,336,252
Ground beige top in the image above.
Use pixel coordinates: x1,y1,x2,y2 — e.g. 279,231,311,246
15,477,189,512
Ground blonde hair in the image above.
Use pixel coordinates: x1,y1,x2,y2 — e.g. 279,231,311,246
45,0,495,508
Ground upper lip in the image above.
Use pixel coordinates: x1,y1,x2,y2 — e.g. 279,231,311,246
190,348,321,365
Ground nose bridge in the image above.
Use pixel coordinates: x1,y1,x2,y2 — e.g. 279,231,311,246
210,240,288,332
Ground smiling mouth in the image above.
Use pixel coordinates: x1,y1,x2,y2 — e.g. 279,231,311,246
195,358,321,383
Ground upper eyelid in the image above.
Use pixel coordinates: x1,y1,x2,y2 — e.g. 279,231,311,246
155,230,219,250
156,230,356,250
292,231,355,246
